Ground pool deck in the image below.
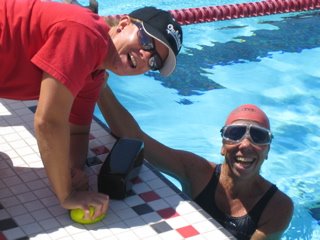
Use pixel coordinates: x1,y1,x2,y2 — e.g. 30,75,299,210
0,98,235,240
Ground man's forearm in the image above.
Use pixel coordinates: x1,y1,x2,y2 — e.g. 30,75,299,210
34,118,72,203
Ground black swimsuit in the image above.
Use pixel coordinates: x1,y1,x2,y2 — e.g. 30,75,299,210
194,164,278,240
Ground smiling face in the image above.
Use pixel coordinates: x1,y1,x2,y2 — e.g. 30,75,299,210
221,120,270,179
105,16,169,76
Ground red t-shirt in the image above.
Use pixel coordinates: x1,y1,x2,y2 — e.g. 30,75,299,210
0,0,111,124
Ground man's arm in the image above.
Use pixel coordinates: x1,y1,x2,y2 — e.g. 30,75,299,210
35,72,109,218
35,73,73,204
98,83,214,198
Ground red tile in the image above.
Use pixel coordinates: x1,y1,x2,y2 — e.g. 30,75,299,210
131,176,143,184
176,225,199,238
139,191,160,202
157,207,179,219
90,146,109,155
0,232,7,240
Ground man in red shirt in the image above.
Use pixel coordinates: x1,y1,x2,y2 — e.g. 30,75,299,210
0,0,183,220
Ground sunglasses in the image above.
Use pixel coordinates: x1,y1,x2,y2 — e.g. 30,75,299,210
220,124,273,145
133,21,163,71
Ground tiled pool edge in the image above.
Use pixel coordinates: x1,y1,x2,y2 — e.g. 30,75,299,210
92,115,235,239
0,99,234,240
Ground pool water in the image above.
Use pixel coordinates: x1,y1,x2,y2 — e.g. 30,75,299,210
93,1,320,239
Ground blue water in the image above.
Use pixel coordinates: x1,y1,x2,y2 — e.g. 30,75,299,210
93,1,320,239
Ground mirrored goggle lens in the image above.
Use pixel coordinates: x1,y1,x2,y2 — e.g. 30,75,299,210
135,23,154,51
149,53,163,71
221,125,272,145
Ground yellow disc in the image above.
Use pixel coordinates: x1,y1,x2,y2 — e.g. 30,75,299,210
70,206,106,224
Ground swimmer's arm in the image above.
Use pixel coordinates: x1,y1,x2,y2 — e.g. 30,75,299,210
98,83,214,198
251,192,294,240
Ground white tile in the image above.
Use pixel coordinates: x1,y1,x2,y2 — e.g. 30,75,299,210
132,182,152,194
183,211,209,225
89,227,114,239
159,230,184,240
140,212,162,224
20,222,43,235
64,224,86,235
7,204,28,217
71,231,96,240
26,179,46,190
33,187,54,199
23,199,45,212
46,228,70,240
13,213,36,225
148,199,170,211
20,170,42,183
0,209,10,220
2,175,22,187
139,170,158,182
202,229,231,239
101,210,121,225
193,220,222,233
39,195,59,207
15,146,35,156
31,208,53,221
23,153,42,164
0,187,13,198
0,195,20,208
4,133,22,142
30,232,51,240
115,206,138,220
166,216,189,229
108,221,129,235
109,200,129,211
17,191,38,204
132,225,158,239
0,126,16,134
55,212,74,226
123,216,145,228
164,195,184,208
1,168,17,178
176,201,198,215
10,182,30,195
154,186,177,198
48,205,66,217
38,217,61,231
124,194,144,207
148,178,167,189
115,230,140,240
0,143,13,152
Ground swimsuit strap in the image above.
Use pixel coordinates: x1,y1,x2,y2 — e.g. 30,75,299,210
248,184,278,223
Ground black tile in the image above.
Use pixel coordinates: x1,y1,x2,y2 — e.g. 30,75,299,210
28,106,37,113
16,237,29,240
0,218,18,231
131,204,153,215
150,221,172,233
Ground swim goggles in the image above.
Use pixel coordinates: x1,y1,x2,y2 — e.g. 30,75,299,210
220,124,273,145
133,21,163,71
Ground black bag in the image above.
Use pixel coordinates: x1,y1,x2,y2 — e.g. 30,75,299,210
98,138,144,199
